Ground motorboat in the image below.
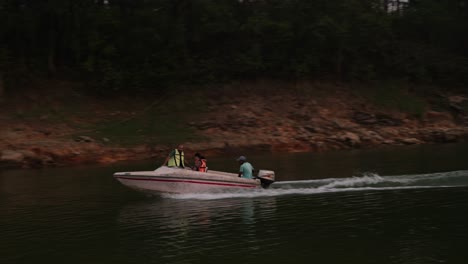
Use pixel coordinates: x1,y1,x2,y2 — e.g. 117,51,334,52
114,166,275,194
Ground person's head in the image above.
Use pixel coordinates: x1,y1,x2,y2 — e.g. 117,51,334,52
194,152,201,161
237,155,247,164
177,144,184,151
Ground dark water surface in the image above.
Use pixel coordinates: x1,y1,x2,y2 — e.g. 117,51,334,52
1,143,468,264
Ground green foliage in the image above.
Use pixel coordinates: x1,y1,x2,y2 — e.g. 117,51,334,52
359,82,427,117
0,0,467,93
83,94,205,146
89,113,198,146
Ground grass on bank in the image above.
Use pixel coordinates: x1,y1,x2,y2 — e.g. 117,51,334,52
87,109,200,146
354,82,428,118
77,90,210,146
3,86,207,147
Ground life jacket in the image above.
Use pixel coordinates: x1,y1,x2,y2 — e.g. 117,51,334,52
167,149,184,168
198,159,207,172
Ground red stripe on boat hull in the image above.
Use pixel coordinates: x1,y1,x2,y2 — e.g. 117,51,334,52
115,176,257,188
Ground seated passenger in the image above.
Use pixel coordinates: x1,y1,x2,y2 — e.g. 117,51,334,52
193,153,207,172
162,144,190,168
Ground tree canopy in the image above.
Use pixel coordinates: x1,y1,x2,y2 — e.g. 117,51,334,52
1,0,467,94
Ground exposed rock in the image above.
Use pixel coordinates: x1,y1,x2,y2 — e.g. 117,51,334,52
353,111,402,126
353,111,378,125
375,113,403,126
303,125,317,133
359,130,384,144
338,132,361,147
419,129,459,143
263,106,274,112
448,95,467,104
189,121,219,130
0,149,58,168
37,129,52,136
287,113,310,122
75,136,94,143
1,150,24,163
424,111,453,124
379,128,401,137
332,119,358,129
241,118,258,127
399,138,423,145
449,103,464,114
311,141,326,151
447,97,468,125
325,138,348,150
294,134,310,142
461,116,468,127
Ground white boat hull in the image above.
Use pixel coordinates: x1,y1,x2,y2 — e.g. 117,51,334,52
114,166,274,194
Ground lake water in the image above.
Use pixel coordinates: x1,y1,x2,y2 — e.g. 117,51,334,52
1,143,468,264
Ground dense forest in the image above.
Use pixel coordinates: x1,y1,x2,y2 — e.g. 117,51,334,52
1,0,468,95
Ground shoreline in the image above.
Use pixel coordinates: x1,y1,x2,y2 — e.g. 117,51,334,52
1,81,468,170
1,127,467,170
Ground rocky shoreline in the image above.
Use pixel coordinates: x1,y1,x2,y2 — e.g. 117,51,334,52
1,84,467,170
1,122,467,170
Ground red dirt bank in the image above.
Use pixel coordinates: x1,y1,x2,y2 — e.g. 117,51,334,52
1,82,467,169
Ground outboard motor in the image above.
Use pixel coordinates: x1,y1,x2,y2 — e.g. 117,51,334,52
257,170,275,188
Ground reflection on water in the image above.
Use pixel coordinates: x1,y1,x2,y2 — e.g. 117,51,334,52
113,186,468,264
117,197,268,229
115,197,278,264
2,143,468,264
